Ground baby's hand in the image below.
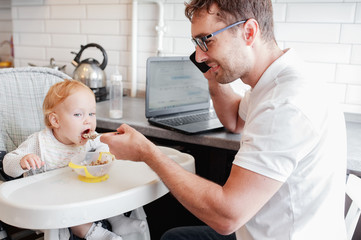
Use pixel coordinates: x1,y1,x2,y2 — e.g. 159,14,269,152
20,154,44,170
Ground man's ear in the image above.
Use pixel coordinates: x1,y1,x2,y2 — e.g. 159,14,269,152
243,19,259,46
49,112,60,128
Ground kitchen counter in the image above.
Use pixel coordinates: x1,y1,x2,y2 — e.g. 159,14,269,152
96,97,361,175
96,97,241,151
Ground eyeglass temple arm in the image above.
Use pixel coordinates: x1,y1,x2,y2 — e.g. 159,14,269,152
204,20,247,40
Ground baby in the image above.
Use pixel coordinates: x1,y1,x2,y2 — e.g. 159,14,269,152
3,79,145,240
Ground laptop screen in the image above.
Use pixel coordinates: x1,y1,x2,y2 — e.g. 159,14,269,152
146,56,210,118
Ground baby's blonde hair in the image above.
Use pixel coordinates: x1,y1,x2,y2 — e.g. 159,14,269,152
43,79,94,128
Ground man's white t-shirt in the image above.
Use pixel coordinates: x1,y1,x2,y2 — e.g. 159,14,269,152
234,49,347,240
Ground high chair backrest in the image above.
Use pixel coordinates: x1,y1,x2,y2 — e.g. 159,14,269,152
0,67,70,180
345,174,361,240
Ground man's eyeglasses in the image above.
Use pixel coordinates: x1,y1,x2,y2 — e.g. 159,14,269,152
191,20,247,52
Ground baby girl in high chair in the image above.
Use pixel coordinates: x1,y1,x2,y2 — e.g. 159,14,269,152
3,79,146,240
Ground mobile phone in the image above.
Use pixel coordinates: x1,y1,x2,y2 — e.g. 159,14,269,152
189,51,211,73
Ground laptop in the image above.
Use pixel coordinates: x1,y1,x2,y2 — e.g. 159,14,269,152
145,56,224,134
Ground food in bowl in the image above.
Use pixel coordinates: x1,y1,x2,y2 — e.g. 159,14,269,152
69,152,115,181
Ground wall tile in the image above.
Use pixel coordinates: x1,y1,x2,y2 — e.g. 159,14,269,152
137,20,157,37
173,37,193,55
19,33,51,46
304,62,336,83
46,0,80,5
286,3,355,23
340,24,361,44
336,64,361,84
160,37,174,54
166,20,191,38
120,20,131,35
11,7,18,19
45,20,80,33
13,20,44,33
356,4,361,23
88,35,128,51
173,4,186,21
0,9,12,20
273,3,287,22
137,4,158,20
87,4,127,19
80,0,120,3
275,23,340,43
81,20,119,34
101,50,120,66
0,0,11,9
137,36,157,52
17,6,49,19
351,45,361,64
50,5,86,19
0,20,12,32
46,47,75,62
285,42,351,64
326,82,347,104
346,85,361,105
15,46,45,59
12,0,44,6
51,34,87,48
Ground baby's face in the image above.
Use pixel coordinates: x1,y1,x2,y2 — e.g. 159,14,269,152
52,87,96,146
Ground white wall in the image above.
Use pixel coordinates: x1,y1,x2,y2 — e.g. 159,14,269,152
0,0,360,113
0,0,12,62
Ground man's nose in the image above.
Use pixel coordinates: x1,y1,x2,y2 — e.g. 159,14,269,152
195,47,208,63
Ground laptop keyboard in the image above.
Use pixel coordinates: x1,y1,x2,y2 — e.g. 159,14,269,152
158,111,218,127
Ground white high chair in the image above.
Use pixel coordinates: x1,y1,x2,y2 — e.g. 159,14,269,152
0,67,151,240
0,66,68,239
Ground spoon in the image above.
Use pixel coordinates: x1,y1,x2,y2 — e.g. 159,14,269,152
82,132,120,140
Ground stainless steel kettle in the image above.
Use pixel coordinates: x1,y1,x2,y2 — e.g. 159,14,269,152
71,43,108,89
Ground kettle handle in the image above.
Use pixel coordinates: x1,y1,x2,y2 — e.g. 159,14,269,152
72,43,108,70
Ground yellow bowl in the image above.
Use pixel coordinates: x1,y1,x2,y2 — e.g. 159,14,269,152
69,152,115,183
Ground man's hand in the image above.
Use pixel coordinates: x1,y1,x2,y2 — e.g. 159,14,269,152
100,124,156,163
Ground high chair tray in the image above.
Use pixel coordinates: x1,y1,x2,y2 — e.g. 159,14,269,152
0,146,195,230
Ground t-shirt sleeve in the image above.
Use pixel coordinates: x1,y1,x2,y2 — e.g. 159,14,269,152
234,102,318,182
238,90,251,121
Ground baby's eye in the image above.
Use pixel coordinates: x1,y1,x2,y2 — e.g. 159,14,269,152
89,113,96,117
74,113,83,117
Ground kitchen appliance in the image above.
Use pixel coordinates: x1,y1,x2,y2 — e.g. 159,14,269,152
71,43,108,102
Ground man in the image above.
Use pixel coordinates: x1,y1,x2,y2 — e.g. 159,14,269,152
101,0,348,239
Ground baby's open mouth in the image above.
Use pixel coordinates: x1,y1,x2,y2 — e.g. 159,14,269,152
81,129,91,139
82,129,99,140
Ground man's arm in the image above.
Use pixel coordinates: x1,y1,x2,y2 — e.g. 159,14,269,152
207,79,244,133
101,125,283,235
